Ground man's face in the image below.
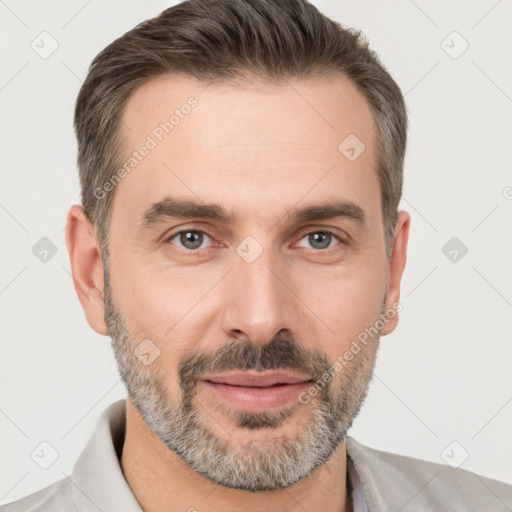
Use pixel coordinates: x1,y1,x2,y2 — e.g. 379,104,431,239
103,74,394,490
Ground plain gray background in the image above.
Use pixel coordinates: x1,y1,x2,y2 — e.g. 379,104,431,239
1,0,511,504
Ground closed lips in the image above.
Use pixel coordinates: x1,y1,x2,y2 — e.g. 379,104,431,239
203,371,312,388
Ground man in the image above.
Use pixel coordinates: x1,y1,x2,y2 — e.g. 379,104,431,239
3,0,511,511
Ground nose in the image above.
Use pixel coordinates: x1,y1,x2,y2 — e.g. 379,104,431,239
220,250,300,346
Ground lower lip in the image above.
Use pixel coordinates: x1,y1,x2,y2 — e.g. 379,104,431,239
202,380,312,412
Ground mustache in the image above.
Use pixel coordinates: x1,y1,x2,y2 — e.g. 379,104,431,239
178,334,332,394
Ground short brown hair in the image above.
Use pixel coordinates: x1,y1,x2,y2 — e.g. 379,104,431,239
74,0,407,259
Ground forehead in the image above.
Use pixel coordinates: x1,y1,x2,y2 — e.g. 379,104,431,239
113,73,379,227
121,73,375,151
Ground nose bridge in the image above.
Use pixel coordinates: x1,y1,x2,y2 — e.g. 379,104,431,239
220,243,297,345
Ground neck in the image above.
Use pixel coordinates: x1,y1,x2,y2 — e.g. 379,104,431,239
120,398,350,512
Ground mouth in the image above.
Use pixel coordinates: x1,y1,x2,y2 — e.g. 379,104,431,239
201,371,313,412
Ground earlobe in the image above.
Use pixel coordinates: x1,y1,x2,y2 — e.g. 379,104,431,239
381,210,410,336
65,205,108,336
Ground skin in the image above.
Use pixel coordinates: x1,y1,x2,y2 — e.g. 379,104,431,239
66,73,410,512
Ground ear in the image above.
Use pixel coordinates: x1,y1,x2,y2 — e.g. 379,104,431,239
381,210,410,336
65,204,108,335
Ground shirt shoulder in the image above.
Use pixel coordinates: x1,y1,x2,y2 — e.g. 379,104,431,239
346,436,512,512
1,400,141,512
1,477,73,512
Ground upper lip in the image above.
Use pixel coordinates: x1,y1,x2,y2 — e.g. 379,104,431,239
203,371,312,388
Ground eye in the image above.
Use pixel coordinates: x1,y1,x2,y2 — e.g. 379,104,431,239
165,228,345,253
296,231,343,250
166,229,214,251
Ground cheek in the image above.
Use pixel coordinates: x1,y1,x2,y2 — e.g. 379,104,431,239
115,264,221,350
298,262,386,357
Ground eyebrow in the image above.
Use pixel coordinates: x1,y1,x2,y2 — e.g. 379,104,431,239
139,197,366,228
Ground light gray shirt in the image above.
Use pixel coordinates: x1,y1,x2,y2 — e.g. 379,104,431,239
2,399,511,511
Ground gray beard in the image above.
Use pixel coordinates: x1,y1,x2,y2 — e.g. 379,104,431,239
103,263,378,491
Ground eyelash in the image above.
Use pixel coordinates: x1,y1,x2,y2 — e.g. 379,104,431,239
164,227,346,253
